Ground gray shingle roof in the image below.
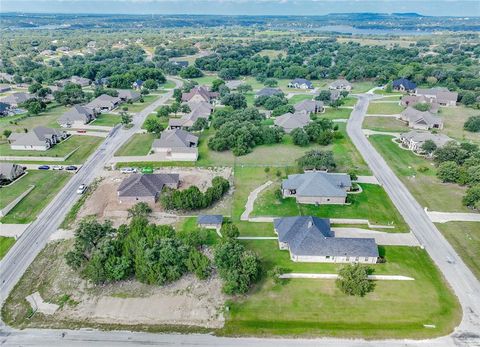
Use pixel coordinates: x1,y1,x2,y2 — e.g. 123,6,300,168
8,126,64,147
198,215,223,225
294,100,323,113
118,173,179,198
153,129,198,149
282,171,352,198
329,79,352,89
58,105,95,124
86,94,121,109
0,92,34,106
117,89,141,101
274,110,310,132
392,78,417,91
400,130,453,148
415,88,458,104
401,107,443,128
274,216,378,258
256,88,282,97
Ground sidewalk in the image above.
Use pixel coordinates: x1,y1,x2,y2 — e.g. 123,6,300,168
425,209,480,223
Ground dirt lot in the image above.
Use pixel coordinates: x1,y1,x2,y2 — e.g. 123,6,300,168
77,167,233,227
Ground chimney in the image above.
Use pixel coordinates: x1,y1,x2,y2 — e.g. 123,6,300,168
307,220,313,229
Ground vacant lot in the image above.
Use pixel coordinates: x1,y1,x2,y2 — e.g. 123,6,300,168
363,116,409,132
322,108,352,119
0,236,15,260
223,245,460,338
367,102,404,115
439,106,480,144
123,95,159,113
91,113,121,126
0,171,71,224
288,94,314,105
115,133,155,156
436,222,480,281
369,135,469,212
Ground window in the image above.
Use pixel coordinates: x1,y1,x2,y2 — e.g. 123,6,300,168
346,257,350,262
355,257,359,262
364,257,369,262
326,256,330,259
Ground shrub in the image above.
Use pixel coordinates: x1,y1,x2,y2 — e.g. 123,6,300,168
336,263,375,297
464,115,480,133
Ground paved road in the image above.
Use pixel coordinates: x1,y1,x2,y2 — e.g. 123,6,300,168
0,77,182,306
347,94,480,339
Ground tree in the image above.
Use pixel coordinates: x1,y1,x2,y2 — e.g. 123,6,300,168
461,91,476,106
221,93,247,109
190,117,208,131
185,249,211,280
218,68,239,80
433,142,469,165
120,111,132,126
54,83,86,106
143,79,158,90
211,79,225,92
237,84,253,94
28,82,42,94
263,95,287,110
414,103,431,112
291,128,310,146
297,150,336,171
420,139,437,155
20,98,46,115
264,78,278,87
464,115,480,133
271,104,294,117
127,202,152,219
336,263,375,297
220,222,239,239
144,117,164,134
316,90,331,102
179,66,203,79
463,185,480,209
437,161,460,183
3,129,12,138
157,105,171,118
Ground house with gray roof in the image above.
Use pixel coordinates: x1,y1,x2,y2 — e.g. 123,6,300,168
400,95,439,113
117,89,141,102
329,79,352,91
118,173,179,205
70,76,91,87
225,80,245,90
86,94,121,112
0,163,25,184
400,107,443,130
274,110,310,133
0,92,34,107
294,99,324,114
400,130,454,154
197,215,224,230
169,102,212,130
182,86,219,103
282,171,352,205
415,87,457,107
58,105,96,128
0,73,14,83
256,87,283,98
152,129,199,161
8,126,67,151
288,78,313,89
0,85,11,93
274,216,379,263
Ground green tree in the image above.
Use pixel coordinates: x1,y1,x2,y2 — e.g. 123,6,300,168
127,202,152,219
297,150,336,171
237,84,253,94
336,263,375,297
185,249,211,280
221,93,247,109
220,222,240,239
463,185,480,209
420,139,437,155
263,78,278,87
144,117,164,134
437,161,460,183
179,66,203,79
120,111,132,126
143,79,158,90
464,115,480,133
291,128,310,146
211,79,225,92
157,105,171,118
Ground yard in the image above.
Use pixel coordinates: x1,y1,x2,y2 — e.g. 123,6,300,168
321,107,352,119
122,95,160,113
91,113,121,126
0,236,15,260
369,135,469,212
223,245,460,338
190,74,220,86
114,133,155,156
0,104,67,135
363,116,409,132
0,170,71,224
287,94,314,105
367,102,405,115
439,106,480,144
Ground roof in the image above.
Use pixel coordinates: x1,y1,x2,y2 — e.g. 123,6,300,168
256,88,282,97
0,162,23,180
274,111,310,131
294,99,323,113
117,89,141,100
8,126,64,147
400,130,453,148
282,171,352,198
290,78,313,87
401,107,443,127
86,94,121,109
0,92,34,106
198,215,224,225
118,173,179,197
329,79,352,88
182,86,218,102
416,88,458,104
59,105,94,124
188,101,213,117
274,216,378,258
392,78,417,90
400,95,439,113
153,129,198,149
225,80,244,89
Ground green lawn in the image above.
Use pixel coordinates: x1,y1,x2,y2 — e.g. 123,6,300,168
369,135,469,212
439,106,480,144
114,133,155,156
122,95,159,113
141,114,168,130
91,113,121,126
0,135,102,164
160,80,176,89
253,182,408,231
367,102,405,115
223,245,461,338
0,237,15,260
321,108,352,120
190,74,219,86
363,116,409,132
0,171,71,224
350,80,377,93
342,97,357,107
288,94,314,105
436,222,480,281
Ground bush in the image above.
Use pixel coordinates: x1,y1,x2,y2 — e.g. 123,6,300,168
220,222,240,239
464,115,480,133
291,128,310,146
336,263,375,297
437,161,460,183
463,185,480,209
297,150,336,171
268,266,286,285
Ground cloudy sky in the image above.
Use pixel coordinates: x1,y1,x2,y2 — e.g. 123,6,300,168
1,0,479,16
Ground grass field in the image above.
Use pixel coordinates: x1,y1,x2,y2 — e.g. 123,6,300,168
122,95,159,113
0,135,102,164
369,135,469,212
114,133,155,156
91,113,121,126
351,81,377,93
436,222,480,280
0,171,71,224
0,237,15,260
252,182,408,232
160,80,176,89
0,104,67,135
190,74,220,86
257,49,287,58
342,97,357,106
363,116,409,132
223,245,460,338
439,106,480,144
322,108,352,119
367,102,405,115
288,94,314,105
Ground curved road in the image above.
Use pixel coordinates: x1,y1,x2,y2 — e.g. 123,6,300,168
0,89,479,346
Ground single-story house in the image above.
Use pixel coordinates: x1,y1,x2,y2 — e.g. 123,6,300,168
400,95,439,113
274,110,311,133
0,92,34,107
86,94,122,112
117,89,141,102
70,76,91,87
225,80,244,90
169,103,211,130
0,84,12,93
0,162,25,184
58,105,96,128
329,79,352,91
415,88,458,107
282,171,352,205
0,73,14,83
8,126,67,151
294,99,324,114
400,107,443,130
172,61,189,68
152,129,199,161
0,102,12,116
400,130,453,154
288,78,313,89
256,87,283,98
57,46,70,53
117,173,179,204
392,78,417,92
274,216,379,263
132,79,144,90
182,86,219,103
197,215,224,230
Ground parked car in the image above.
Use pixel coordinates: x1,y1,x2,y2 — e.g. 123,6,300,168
38,165,50,170
52,165,64,170
77,130,87,133
120,167,137,174
141,167,154,174
65,165,78,171
76,184,87,194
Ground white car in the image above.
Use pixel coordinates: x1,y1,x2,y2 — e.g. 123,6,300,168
76,184,87,194
52,165,64,170
120,167,137,174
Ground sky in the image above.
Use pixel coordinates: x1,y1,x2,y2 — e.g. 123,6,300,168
1,0,479,17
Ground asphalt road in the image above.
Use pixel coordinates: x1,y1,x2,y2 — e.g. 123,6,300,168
1,87,479,346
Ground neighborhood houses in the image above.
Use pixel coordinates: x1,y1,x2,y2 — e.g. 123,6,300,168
400,107,443,130
151,129,199,161
0,92,34,107
294,99,324,114
58,105,96,127
329,79,352,91
392,78,417,92
8,126,67,151
86,94,122,112
415,87,458,107
400,130,454,154
288,78,313,89
0,162,25,184
274,110,311,133
117,173,180,204
181,86,218,103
